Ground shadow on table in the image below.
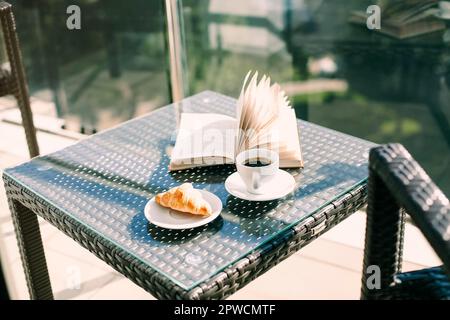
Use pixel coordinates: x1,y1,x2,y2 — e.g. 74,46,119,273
219,161,367,237
26,139,366,247
221,196,289,238
226,196,280,218
292,161,367,199
128,212,224,245
35,138,231,198
148,153,235,187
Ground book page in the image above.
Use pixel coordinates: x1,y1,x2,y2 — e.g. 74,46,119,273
277,109,303,167
170,113,236,170
248,109,302,167
235,71,303,168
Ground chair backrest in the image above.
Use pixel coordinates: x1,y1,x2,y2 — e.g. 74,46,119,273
0,1,39,158
361,143,450,299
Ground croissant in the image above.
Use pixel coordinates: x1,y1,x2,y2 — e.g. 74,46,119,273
155,183,212,216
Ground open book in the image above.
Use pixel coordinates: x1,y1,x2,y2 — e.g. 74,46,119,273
349,0,445,39
169,72,303,171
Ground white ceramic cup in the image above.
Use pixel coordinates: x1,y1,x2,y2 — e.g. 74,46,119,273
236,148,279,194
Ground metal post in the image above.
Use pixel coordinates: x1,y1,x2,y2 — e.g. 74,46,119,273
165,0,185,102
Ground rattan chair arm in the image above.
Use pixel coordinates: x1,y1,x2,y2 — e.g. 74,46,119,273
369,143,450,271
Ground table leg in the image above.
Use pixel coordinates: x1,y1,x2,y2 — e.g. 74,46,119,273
0,257,10,299
8,198,53,300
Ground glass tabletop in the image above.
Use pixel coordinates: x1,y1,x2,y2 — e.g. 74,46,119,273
4,91,376,290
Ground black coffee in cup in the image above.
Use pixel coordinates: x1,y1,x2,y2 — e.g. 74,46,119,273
243,158,272,167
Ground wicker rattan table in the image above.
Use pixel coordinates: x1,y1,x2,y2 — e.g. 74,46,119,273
3,91,376,300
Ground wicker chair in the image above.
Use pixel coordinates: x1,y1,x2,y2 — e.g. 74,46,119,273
0,1,39,158
361,144,450,300
0,1,38,300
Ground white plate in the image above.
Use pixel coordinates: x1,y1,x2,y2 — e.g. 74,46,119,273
144,189,222,229
225,169,296,201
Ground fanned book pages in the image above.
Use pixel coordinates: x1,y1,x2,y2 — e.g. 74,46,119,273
169,71,303,171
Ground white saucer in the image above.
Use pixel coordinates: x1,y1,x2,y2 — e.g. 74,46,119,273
144,190,222,229
225,169,296,201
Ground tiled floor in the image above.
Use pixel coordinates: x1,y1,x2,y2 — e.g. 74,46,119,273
0,110,442,300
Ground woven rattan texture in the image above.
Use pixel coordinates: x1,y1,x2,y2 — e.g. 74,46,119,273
4,177,367,299
4,91,375,290
361,144,450,300
389,267,450,300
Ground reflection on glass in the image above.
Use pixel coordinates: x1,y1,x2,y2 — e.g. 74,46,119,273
3,0,170,132
179,0,450,195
